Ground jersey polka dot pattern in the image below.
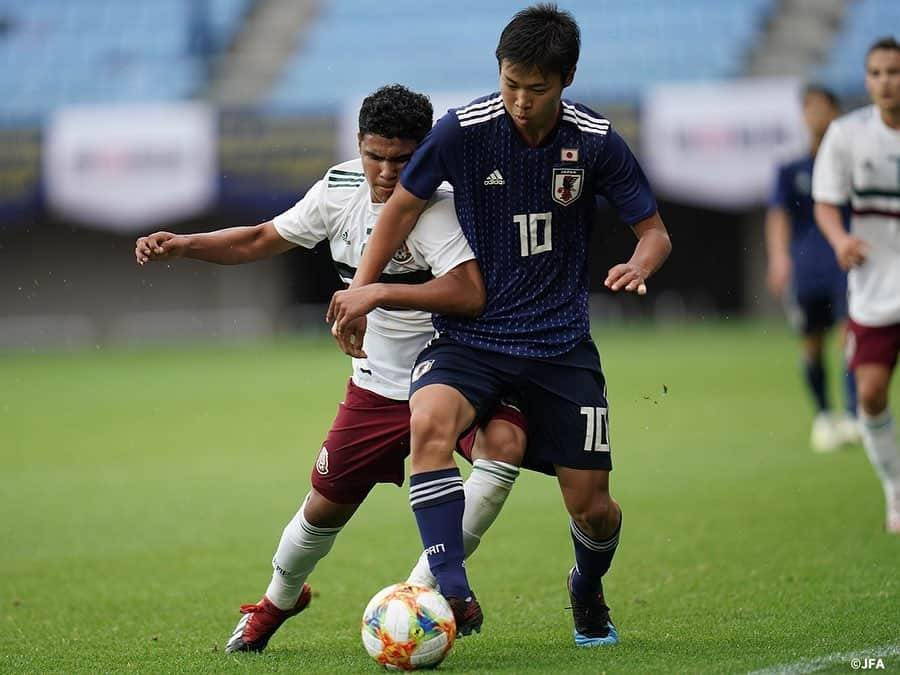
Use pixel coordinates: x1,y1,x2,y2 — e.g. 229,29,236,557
401,94,658,358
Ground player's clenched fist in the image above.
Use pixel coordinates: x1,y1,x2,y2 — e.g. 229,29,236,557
135,231,188,265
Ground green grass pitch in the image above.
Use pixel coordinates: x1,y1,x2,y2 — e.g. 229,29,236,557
1,321,898,674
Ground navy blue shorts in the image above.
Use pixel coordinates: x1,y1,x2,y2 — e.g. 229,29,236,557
785,283,848,335
410,337,612,472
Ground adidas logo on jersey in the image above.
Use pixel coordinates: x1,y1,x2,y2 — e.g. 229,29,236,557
483,170,505,186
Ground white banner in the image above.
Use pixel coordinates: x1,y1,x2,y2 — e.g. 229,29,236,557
44,103,217,231
641,79,808,210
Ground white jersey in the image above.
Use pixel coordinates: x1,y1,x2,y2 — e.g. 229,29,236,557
273,158,474,400
812,105,900,326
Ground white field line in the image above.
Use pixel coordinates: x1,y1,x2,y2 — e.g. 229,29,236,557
749,643,900,675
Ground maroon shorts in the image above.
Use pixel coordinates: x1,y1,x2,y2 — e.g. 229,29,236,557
311,380,528,504
847,319,900,371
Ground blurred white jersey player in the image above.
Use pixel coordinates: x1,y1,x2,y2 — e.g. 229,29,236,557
812,36,900,533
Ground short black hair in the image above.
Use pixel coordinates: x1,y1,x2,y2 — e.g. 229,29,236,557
358,84,433,143
803,84,840,109
867,36,900,59
495,3,580,82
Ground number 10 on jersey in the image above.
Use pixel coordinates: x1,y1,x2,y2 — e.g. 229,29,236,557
580,406,610,453
514,212,552,257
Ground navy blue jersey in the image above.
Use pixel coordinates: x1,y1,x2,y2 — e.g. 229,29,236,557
401,93,658,357
769,155,846,296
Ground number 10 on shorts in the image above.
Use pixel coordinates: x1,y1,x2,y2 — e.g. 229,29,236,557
580,406,610,452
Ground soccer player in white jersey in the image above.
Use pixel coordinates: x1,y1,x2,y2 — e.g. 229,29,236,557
134,85,528,651
812,37,900,533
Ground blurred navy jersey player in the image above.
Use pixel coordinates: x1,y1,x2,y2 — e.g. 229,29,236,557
764,85,858,452
328,4,672,647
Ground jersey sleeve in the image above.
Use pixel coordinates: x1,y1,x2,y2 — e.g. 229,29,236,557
272,178,329,248
768,164,791,209
593,128,658,226
404,191,475,277
400,112,461,200
812,121,851,205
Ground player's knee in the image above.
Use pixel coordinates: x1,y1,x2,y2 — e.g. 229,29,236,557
410,406,459,455
476,422,526,466
857,381,888,415
568,494,617,535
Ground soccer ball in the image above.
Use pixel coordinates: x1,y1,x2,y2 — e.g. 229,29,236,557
361,582,456,671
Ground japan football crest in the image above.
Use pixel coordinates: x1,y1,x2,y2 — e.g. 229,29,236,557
552,168,583,206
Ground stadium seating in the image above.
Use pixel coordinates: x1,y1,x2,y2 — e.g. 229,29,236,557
0,0,252,118
817,0,900,98
267,0,776,109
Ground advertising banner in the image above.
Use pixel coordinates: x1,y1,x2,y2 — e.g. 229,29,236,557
641,79,808,210
44,103,216,231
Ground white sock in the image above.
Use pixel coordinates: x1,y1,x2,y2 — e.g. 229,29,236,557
858,409,900,499
407,459,520,589
265,494,342,610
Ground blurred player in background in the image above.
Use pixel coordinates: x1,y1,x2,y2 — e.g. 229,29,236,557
329,4,671,646
813,37,900,533
135,84,528,650
765,85,858,452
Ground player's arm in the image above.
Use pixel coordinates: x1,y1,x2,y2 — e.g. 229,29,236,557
764,205,793,297
357,185,428,286
604,212,672,292
328,258,485,323
814,202,867,270
135,221,295,266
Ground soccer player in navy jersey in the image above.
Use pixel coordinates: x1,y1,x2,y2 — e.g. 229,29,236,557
328,4,671,646
765,85,859,452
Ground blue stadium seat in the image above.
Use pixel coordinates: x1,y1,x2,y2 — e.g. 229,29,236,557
267,0,776,110
0,0,252,118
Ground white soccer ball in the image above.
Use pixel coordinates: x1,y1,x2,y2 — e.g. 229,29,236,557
361,582,456,671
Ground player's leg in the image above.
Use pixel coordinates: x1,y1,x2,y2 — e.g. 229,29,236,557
225,490,358,654
848,320,900,533
227,379,410,652
799,294,841,451
407,405,526,589
521,339,620,646
833,319,861,444
557,466,621,646
405,339,508,634
407,382,478,625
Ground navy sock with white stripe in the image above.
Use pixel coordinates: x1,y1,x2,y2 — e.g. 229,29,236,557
409,468,470,599
569,514,621,599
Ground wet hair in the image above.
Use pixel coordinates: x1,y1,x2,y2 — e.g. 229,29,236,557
495,3,580,82
803,84,840,109
358,84,433,143
867,36,900,59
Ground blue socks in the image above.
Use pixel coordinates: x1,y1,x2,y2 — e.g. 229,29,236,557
569,514,621,599
409,468,470,599
803,358,828,413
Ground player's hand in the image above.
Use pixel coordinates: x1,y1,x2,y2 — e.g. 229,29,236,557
604,263,649,294
327,286,381,332
135,231,188,265
331,315,367,358
766,255,792,297
834,234,869,270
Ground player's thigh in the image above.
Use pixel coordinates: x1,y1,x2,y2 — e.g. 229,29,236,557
468,403,528,466
409,383,476,442
409,337,513,430
311,379,411,505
